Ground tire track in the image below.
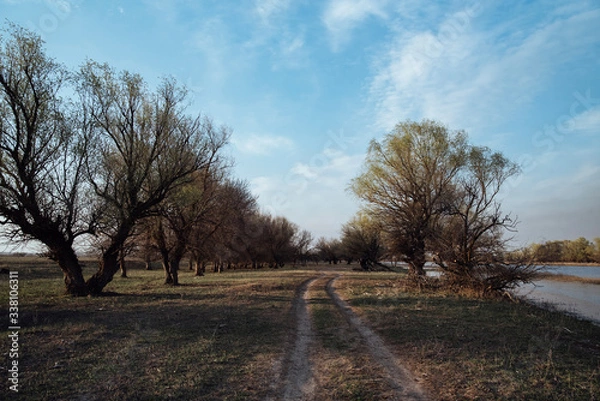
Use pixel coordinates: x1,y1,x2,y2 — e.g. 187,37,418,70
277,276,319,401
326,276,429,401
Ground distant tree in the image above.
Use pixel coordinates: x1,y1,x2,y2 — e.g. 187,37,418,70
78,61,221,295
593,238,600,264
262,215,298,268
351,119,467,276
340,213,386,270
562,237,594,264
315,237,342,264
0,25,95,295
292,229,313,266
189,178,257,275
530,240,564,263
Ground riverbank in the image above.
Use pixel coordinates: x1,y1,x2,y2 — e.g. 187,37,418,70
539,262,600,267
537,273,600,285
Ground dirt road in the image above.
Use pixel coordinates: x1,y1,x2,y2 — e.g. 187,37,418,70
272,273,429,401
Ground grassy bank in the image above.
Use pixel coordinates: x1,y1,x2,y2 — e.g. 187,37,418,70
1,258,599,400
338,274,600,400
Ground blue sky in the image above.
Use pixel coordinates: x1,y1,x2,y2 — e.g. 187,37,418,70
2,0,599,248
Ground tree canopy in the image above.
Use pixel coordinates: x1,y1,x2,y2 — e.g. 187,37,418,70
350,119,537,295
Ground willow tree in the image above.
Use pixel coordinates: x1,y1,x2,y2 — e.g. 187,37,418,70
430,146,537,294
151,140,230,285
340,213,386,270
78,61,219,295
351,120,467,276
0,25,94,295
189,178,258,274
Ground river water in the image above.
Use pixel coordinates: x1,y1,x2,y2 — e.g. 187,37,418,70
513,265,600,324
404,263,600,323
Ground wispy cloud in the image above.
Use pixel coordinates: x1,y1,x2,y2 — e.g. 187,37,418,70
254,0,291,24
567,105,600,135
322,0,390,51
250,149,364,237
271,29,309,70
233,133,295,155
368,5,600,135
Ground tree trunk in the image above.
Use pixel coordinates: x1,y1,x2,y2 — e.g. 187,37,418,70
194,260,202,276
52,246,88,296
169,257,181,286
86,224,133,295
161,251,173,284
86,249,120,295
119,249,127,278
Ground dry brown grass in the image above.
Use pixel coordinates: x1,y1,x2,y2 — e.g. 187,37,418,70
338,273,600,401
308,275,398,400
1,258,598,400
0,257,314,400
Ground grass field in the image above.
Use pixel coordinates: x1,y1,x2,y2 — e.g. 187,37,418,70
1,257,599,400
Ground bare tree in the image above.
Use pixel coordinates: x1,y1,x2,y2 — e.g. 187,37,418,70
292,229,313,266
0,25,94,295
432,146,538,295
262,215,298,268
150,127,229,285
204,178,258,271
78,61,224,294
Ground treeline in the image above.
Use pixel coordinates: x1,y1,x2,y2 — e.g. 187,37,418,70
514,237,600,264
0,24,312,295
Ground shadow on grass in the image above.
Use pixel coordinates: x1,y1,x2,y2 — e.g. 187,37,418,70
3,275,303,400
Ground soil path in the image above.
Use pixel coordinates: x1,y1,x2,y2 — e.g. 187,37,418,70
274,273,428,400
279,276,319,400
326,275,429,401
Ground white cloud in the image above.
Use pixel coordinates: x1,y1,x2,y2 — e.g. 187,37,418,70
248,149,365,238
322,0,390,51
567,105,600,135
233,134,294,155
271,30,309,70
368,6,600,134
254,0,291,24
